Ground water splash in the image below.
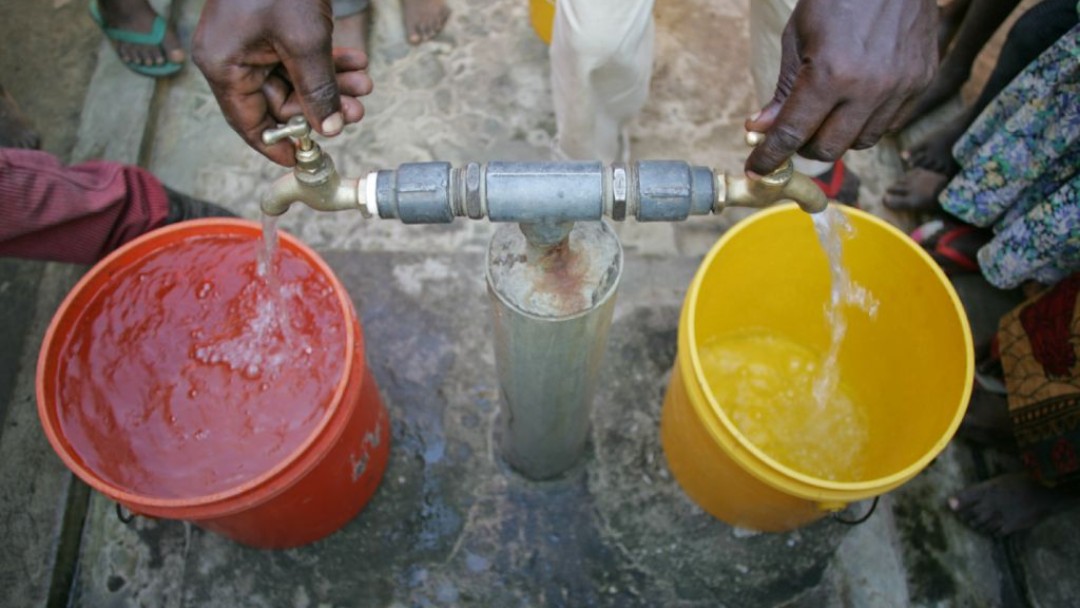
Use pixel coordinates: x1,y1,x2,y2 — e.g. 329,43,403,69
810,206,879,410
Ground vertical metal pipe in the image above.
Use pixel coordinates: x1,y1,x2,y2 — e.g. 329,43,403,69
486,221,622,479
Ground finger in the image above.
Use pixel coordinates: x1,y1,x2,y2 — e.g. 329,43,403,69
335,70,374,99
799,101,873,161
220,87,296,166
276,25,343,137
745,71,837,177
277,94,367,127
747,21,800,131
265,67,370,122
852,97,906,150
332,46,370,72
261,74,293,123
887,91,926,133
273,64,370,125
746,99,782,134
339,97,366,124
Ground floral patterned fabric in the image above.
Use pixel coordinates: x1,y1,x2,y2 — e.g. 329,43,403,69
939,23,1080,290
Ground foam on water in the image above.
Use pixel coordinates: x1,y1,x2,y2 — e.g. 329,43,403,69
699,330,870,480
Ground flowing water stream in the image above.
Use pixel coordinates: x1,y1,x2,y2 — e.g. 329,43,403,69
810,206,879,410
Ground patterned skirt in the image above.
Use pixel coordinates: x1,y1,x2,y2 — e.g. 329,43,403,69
1001,273,1080,488
939,24,1080,290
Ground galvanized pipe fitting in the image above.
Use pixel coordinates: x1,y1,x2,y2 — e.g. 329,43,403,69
369,160,723,224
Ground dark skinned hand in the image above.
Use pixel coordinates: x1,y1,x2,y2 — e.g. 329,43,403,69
745,0,938,177
192,0,374,166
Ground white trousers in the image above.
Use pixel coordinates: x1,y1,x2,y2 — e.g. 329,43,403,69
550,0,655,162
551,0,830,174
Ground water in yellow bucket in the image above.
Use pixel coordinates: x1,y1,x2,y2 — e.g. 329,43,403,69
697,207,885,481
698,329,870,482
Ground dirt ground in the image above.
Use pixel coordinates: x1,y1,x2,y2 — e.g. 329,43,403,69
2,0,100,161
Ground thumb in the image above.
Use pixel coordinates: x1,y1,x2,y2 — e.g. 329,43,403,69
278,39,344,137
746,99,782,134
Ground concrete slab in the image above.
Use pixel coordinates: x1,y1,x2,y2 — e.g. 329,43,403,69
0,259,45,428
1019,508,1080,608
0,263,86,606
68,250,854,607
5,0,1077,604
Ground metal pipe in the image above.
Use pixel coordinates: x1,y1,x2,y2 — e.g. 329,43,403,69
259,118,829,219
487,221,622,479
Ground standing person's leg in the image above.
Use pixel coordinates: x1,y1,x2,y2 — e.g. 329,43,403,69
332,0,372,54
551,0,655,163
401,0,451,45
91,0,186,77
333,0,449,55
749,0,860,205
905,0,1023,126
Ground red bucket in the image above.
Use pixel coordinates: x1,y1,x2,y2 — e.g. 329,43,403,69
36,219,389,548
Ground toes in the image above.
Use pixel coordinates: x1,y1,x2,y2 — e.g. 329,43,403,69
162,27,186,64
121,42,143,66
167,48,186,65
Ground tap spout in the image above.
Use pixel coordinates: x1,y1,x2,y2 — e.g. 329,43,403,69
261,168,367,217
717,159,828,214
259,115,370,217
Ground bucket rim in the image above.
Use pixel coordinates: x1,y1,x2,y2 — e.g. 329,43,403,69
683,204,974,499
36,218,361,512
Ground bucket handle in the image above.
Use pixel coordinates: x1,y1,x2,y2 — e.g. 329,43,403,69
115,503,136,525
830,496,879,526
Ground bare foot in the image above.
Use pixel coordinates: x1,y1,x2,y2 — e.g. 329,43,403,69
904,109,970,175
401,0,450,45
95,0,185,68
333,8,371,56
949,473,1080,537
883,167,951,213
0,84,40,149
957,387,1012,449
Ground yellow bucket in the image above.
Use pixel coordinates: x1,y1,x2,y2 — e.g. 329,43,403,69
661,204,973,531
529,0,555,44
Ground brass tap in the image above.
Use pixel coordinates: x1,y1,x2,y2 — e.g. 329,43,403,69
715,132,828,214
260,116,370,217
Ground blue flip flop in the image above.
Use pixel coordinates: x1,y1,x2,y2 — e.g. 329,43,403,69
89,0,183,78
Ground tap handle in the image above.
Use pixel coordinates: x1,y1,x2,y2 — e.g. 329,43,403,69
262,116,315,151
745,131,766,147
719,130,827,213
744,131,792,185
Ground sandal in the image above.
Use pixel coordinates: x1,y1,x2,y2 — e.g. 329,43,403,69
89,0,183,78
811,158,861,207
911,218,991,276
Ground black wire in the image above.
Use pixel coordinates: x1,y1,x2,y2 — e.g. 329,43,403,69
832,496,879,525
